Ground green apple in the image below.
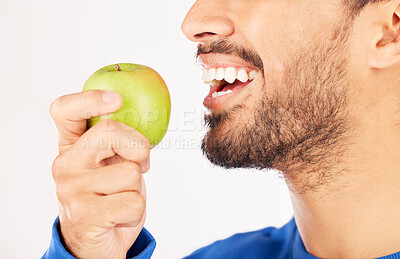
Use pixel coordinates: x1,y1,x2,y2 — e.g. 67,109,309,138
83,63,171,147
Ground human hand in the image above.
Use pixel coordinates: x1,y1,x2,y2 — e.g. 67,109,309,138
49,90,150,259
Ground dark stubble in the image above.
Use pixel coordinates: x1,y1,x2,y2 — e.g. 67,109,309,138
200,20,353,192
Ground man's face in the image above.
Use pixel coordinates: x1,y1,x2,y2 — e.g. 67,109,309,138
182,0,356,189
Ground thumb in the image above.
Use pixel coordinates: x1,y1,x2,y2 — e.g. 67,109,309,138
49,90,122,153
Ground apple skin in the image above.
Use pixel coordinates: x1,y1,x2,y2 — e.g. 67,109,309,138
83,63,171,147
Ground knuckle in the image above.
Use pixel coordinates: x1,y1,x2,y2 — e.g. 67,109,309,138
136,144,150,162
55,187,65,204
67,198,89,225
84,89,102,100
125,192,146,218
128,134,150,158
51,154,64,181
123,161,141,173
96,119,110,129
122,162,141,187
49,97,62,119
55,176,76,204
89,120,108,137
98,119,117,130
133,193,146,213
92,119,118,137
137,134,151,151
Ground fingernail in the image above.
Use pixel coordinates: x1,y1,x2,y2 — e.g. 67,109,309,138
102,91,120,104
143,158,150,173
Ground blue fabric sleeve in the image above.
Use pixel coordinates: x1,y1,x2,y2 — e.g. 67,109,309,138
42,217,156,259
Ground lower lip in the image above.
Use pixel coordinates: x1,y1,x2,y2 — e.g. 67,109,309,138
203,80,252,110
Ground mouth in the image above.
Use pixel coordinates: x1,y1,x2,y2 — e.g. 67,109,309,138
201,66,259,111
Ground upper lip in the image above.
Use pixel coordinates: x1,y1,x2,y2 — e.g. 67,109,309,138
198,53,259,71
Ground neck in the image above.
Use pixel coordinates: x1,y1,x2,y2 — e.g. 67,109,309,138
287,92,400,258
291,172,400,258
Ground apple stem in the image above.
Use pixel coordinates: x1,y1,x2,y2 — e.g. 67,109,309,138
115,64,122,71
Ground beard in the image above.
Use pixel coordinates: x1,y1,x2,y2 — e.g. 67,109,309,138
200,20,353,192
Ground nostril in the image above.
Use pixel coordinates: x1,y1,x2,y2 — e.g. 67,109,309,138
194,32,217,39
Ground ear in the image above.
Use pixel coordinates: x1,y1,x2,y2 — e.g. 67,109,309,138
368,3,400,69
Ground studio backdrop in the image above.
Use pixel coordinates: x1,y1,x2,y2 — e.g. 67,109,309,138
0,1,293,258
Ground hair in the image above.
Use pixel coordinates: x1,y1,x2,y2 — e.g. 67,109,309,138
345,0,387,16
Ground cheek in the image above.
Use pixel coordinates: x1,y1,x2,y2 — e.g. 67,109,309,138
240,6,291,60
235,0,340,71
235,3,304,91
263,58,286,92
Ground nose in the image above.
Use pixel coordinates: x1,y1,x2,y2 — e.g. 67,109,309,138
181,0,235,43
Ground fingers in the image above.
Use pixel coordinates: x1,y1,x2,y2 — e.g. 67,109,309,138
62,190,145,229
79,162,143,195
49,90,122,152
50,91,150,258
98,191,146,228
54,162,146,228
64,119,151,172
53,161,143,199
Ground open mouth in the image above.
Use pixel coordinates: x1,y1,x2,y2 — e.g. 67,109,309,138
202,67,259,99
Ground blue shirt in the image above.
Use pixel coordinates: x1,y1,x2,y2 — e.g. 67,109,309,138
43,217,400,259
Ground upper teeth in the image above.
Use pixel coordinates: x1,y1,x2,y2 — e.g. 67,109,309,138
202,67,258,84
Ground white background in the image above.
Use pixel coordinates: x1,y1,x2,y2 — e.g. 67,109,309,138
0,0,293,258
